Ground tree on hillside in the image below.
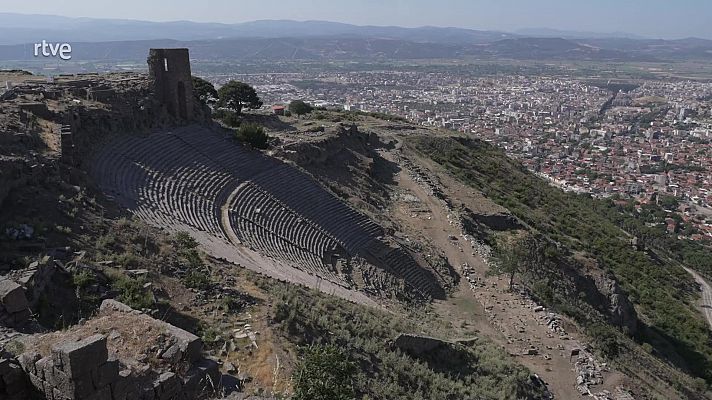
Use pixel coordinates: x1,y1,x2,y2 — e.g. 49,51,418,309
289,100,313,117
493,234,538,290
217,81,262,114
192,76,217,105
293,344,356,400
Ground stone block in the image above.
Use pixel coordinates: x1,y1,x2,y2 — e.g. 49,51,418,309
183,358,219,395
27,372,45,394
99,299,134,314
163,324,202,363
91,359,119,388
51,334,108,378
0,357,12,375
110,370,135,400
393,333,447,356
10,308,32,325
0,279,30,313
45,380,57,399
1,362,29,394
154,371,181,400
45,365,96,399
160,344,181,364
18,352,41,375
35,356,53,381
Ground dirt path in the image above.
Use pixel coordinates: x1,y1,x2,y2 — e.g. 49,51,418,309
385,149,628,399
683,267,712,328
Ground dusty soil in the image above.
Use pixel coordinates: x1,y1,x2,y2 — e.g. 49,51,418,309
381,146,630,399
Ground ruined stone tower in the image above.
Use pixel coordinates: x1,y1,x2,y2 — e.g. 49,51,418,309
147,48,195,121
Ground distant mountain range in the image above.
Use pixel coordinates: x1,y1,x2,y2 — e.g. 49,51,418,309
0,14,515,45
0,13,711,62
514,28,648,40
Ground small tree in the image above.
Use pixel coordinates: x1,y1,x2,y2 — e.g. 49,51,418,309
293,344,356,400
289,100,313,117
234,123,270,149
217,81,262,115
192,76,217,105
493,235,536,290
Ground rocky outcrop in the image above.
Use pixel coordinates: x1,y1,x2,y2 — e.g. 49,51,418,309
595,275,638,335
462,207,521,232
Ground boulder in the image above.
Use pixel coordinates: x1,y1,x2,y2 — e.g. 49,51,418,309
99,299,134,314
393,334,448,356
0,279,29,314
51,334,108,378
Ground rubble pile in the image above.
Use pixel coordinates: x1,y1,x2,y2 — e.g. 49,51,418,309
574,353,606,396
543,312,566,335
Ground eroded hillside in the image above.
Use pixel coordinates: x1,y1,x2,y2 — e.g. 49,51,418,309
267,109,712,399
0,71,548,400
2,65,712,399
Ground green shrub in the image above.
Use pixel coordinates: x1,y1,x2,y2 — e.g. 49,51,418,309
293,344,356,400
271,284,547,399
199,324,222,345
72,269,96,290
222,110,241,127
234,123,270,149
178,248,204,269
588,323,621,359
182,270,212,290
289,100,313,116
174,231,198,250
218,295,240,313
112,275,154,310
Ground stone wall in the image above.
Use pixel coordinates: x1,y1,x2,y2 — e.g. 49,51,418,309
17,299,220,400
20,334,115,400
147,48,195,122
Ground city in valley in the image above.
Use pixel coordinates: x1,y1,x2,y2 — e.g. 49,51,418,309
207,63,712,241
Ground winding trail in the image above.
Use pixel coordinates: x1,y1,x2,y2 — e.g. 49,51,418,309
683,267,712,328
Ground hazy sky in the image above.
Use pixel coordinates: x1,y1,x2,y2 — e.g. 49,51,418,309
3,0,712,39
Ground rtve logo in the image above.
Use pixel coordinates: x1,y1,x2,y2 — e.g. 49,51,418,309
33,40,72,60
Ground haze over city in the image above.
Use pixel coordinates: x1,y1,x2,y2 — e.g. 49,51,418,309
2,0,712,39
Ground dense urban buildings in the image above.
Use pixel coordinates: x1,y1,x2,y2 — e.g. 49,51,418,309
200,69,712,240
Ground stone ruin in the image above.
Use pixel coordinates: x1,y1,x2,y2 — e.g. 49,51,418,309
0,298,221,400
59,124,74,165
147,49,195,121
0,279,32,329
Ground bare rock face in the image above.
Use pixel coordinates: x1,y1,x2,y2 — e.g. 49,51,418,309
595,275,638,336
